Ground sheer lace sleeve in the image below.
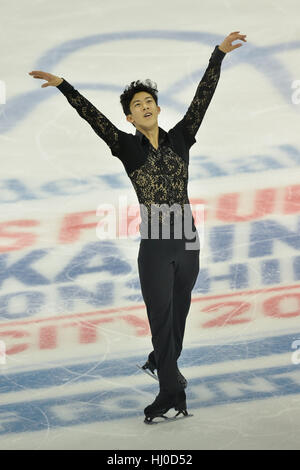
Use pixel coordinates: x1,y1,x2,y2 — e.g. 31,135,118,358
174,45,226,147
56,79,121,156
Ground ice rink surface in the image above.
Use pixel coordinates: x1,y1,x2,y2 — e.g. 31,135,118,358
1,0,300,450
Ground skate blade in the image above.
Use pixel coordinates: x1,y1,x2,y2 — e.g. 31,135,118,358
136,364,158,381
144,413,193,425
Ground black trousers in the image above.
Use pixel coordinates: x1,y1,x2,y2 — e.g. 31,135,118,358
137,229,200,394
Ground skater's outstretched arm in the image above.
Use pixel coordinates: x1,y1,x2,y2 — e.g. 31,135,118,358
172,31,247,148
28,71,121,156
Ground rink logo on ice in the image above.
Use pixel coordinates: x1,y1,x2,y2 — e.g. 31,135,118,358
291,339,300,365
3,29,299,138
1,284,300,360
96,196,204,247
1,150,300,204
0,363,300,435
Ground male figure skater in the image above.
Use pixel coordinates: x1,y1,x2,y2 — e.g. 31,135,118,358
29,31,247,423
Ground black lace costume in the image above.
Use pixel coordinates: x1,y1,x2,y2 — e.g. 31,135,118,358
57,45,226,238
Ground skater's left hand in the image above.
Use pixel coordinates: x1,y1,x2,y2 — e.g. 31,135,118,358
218,31,247,53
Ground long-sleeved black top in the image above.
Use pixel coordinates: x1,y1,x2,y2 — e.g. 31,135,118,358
56,45,226,240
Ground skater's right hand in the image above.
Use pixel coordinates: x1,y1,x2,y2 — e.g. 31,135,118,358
28,70,63,88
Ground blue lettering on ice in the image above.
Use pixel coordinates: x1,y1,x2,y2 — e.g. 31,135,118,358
100,173,128,189
0,250,50,287
0,241,132,318
249,219,300,256
0,224,299,318
41,178,91,196
294,256,300,281
209,225,235,262
57,282,114,310
0,332,297,393
0,147,299,204
233,155,285,172
55,241,131,282
0,332,300,435
261,259,281,285
0,290,45,319
0,179,38,203
5,364,299,434
209,219,300,262
0,242,131,287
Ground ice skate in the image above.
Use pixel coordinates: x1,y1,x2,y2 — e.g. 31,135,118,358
137,358,188,388
136,358,158,380
144,389,193,424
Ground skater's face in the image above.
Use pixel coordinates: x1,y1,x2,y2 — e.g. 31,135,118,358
126,92,161,129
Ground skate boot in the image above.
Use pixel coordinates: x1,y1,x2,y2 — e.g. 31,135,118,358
142,358,156,375
176,368,188,389
141,359,188,389
144,389,189,424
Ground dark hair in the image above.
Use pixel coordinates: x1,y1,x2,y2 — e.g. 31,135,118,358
120,79,158,117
